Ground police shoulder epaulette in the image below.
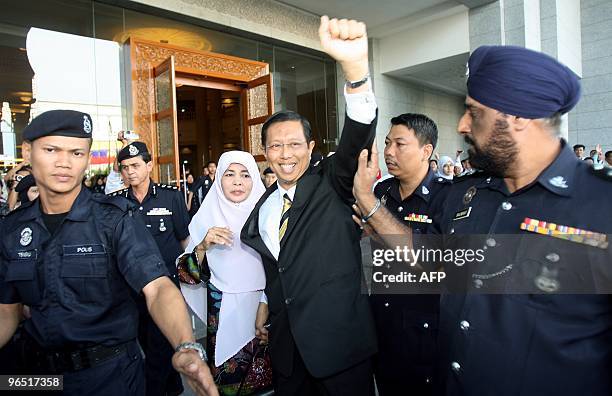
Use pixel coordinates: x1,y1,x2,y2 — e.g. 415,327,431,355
156,183,179,190
92,192,131,211
3,200,34,218
589,166,612,182
449,170,485,184
108,187,129,197
433,176,453,185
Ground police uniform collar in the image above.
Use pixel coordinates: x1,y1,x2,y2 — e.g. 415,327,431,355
10,198,39,222
127,179,157,201
65,187,93,221
386,169,435,203
475,140,576,197
19,187,92,223
413,169,436,202
535,140,576,197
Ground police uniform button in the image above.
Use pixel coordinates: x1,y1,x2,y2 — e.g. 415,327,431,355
450,228,455,234
278,267,285,273
460,320,470,331
451,361,461,373
423,322,429,329
486,238,497,247
139,207,143,210
285,298,293,305
501,201,512,210
384,302,389,307
397,206,403,212
474,279,483,288
546,253,560,262
426,377,431,384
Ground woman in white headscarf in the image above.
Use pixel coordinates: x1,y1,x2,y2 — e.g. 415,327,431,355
438,155,455,181
178,151,270,395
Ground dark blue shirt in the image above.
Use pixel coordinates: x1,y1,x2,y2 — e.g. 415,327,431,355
110,181,189,281
427,141,612,395
370,170,449,391
0,188,168,349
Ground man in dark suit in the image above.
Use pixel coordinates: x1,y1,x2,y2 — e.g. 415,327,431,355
241,15,377,396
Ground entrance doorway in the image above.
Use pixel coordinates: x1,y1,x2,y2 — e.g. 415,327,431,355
176,85,242,178
125,37,273,184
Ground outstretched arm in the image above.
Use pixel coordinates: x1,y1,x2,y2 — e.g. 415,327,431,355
319,16,377,200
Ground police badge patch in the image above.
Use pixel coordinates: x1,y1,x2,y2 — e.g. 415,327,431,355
20,227,33,246
129,144,139,156
83,115,92,134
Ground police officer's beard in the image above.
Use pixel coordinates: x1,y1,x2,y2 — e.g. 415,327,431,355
465,117,519,178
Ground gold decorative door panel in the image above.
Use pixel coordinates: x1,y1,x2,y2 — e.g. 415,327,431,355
242,74,274,161
152,56,179,184
126,37,271,182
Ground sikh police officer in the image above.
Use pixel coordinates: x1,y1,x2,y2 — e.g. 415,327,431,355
0,110,218,396
353,113,448,395
354,46,612,395
112,141,190,396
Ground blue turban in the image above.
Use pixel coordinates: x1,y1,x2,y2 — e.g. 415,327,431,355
467,45,581,119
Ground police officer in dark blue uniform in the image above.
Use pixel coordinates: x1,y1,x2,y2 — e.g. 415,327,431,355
354,46,612,396
188,162,216,218
112,141,190,396
0,110,218,396
353,113,448,395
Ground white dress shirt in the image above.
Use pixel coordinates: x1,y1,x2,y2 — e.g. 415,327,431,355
258,184,296,260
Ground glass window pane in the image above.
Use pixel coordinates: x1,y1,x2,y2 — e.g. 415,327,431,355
157,117,174,157
159,162,176,184
248,83,269,119
249,123,265,156
273,47,329,154
155,68,171,112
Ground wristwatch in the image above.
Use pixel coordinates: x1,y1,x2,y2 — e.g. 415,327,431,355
175,341,208,362
346,73,370,89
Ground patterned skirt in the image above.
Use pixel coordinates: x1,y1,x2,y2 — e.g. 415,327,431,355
206,283,272,396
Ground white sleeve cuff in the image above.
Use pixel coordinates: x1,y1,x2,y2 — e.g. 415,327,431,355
344,84,377,124
260,291,268,304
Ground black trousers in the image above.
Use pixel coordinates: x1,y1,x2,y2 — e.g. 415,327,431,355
138,304,184,396
63,340,145,396
273,337,375,396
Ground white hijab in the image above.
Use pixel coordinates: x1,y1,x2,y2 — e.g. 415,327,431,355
438,155,454,180
185,151,266,293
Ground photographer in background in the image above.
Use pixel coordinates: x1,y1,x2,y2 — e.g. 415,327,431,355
4,162,32,211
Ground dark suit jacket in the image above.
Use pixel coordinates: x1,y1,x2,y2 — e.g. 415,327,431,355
241,114,378,378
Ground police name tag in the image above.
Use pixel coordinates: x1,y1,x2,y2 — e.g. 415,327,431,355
453,207,472,221
63,244,106,256
146,208,172,216
12,250,38,260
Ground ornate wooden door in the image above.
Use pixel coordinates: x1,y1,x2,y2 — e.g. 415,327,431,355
241,74,274,161
152,56,180,184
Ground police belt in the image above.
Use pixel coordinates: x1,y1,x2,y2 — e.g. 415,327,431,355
30,341,132,373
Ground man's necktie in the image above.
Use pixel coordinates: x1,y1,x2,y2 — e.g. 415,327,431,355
279,193,292,241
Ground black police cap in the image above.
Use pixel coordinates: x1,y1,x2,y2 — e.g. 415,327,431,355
23,110,93,141
117,142,150,163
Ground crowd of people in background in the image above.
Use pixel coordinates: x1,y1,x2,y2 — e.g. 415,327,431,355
1,140,611,220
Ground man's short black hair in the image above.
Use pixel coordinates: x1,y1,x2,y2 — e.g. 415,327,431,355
605,150,612,158
261,110,312,147
429,159,438,164
140,153,152,163
573,144,585,151
390,113,438,149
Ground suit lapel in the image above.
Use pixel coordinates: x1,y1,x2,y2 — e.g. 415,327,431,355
241,184,277,263
280,172,319,249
